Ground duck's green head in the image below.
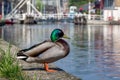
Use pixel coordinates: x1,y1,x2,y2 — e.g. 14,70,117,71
50,29,69,42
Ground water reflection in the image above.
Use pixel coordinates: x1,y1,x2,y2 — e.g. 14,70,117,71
0,27,3,38
1,24,120,80
2,24,72,49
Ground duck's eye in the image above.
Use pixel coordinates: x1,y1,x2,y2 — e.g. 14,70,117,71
57,31,64,37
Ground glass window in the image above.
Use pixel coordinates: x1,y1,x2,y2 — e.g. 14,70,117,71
104,0,114,8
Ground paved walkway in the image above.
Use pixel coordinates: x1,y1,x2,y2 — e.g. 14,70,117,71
0,39,81,80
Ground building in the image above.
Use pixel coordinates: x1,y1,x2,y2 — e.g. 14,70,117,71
41,0,68,14
103,0,120,21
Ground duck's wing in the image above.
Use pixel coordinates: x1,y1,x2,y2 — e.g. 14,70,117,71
19,40,48,52
28,39,70,63
21,40,55,57
29,46,65,63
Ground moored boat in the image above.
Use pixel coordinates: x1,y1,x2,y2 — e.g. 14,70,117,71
5,19,14,25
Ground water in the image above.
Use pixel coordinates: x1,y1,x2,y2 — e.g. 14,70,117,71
1,23,120,80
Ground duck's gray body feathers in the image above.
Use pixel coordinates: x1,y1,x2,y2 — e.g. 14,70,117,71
17,39,70,63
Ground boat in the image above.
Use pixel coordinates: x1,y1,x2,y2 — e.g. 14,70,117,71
24,15,37,24
5,19,14,25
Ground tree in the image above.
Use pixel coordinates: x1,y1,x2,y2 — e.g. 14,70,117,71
36,0,43,12
69,0,95,8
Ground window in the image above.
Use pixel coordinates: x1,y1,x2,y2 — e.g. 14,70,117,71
104,0,114,8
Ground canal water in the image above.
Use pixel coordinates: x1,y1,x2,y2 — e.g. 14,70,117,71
1,23,120,80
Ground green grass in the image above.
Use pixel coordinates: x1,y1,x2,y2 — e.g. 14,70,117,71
0,44,29,80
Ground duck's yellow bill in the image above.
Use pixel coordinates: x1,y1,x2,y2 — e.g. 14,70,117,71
63,34,70,39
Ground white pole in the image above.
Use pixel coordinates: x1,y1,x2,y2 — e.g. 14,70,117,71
32,0,35,13
2,1,4,19
27,0,31,15
56,0,59,20
88,1,91,20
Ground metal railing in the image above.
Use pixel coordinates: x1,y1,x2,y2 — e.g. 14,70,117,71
89,14,104,20
40,13,104,20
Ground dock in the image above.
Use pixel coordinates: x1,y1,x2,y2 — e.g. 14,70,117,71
0,39,80,80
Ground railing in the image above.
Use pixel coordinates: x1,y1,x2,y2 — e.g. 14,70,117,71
89,15,104,20
41,13,67,20
40,13,104,20
5,12,104,22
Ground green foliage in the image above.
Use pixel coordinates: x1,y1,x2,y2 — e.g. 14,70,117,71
0,44,29,80
36,0,43,11
69,0,95,8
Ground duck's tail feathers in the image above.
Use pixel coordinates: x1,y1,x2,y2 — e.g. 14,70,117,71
17,50,28,61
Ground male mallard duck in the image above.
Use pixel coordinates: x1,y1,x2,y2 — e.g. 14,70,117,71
17,29,70,72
